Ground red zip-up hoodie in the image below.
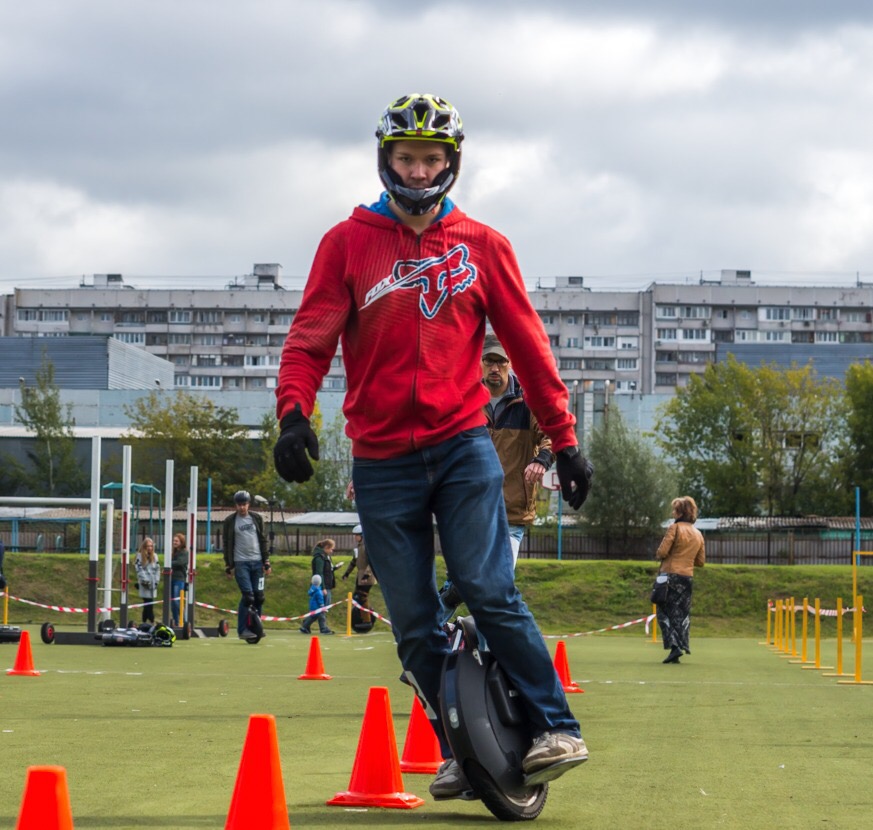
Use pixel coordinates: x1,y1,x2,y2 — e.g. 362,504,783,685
276,204,576,459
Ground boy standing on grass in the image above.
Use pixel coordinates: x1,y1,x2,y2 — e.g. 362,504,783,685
299,574,334,635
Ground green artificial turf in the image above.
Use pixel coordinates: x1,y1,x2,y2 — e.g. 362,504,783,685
2,629,872,829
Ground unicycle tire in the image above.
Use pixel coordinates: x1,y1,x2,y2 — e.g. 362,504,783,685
464,759,547,822
440,616,549,822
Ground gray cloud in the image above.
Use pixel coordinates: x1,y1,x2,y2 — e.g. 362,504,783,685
1,1,873,293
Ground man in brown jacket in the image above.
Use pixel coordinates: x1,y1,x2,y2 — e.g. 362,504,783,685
481,333,554,564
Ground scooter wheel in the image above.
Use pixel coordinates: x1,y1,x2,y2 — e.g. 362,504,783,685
464,759,548,822
217,620,230,637
245,634,262,645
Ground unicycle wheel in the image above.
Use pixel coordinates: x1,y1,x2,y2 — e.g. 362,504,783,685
464,759,548,822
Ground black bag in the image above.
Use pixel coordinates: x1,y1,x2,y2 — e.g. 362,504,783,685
650,573,669,604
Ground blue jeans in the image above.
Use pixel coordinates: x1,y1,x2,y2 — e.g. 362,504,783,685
171,579,186,626
233,560,265,636
353,428,580,758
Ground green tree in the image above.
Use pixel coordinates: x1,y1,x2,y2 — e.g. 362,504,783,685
10,357,87,496
845,361,873,515
122,391,250,504
657,356,849,516
584,408,676,546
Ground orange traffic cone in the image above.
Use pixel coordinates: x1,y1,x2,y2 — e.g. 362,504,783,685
7,630,40,677
225,714,290,830
327,686,424,809
554,640,584,694
298,636,332,680
15,765,74,829
400,694,442,774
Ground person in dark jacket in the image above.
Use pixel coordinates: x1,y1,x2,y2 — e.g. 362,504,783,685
170,533,189,626
222,490,270,640
310,539,341,605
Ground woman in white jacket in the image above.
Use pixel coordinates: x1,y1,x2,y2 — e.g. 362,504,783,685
135,537,161,624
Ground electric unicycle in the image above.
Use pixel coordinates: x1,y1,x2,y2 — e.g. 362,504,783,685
439,616,548,822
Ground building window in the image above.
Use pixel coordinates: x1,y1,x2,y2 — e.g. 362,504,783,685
190,376,222,388
655,373,678,386
196,334,221,346
792,307,815,321
713,330,734,343
681,329,710,341
168,333,192,344
147,311,167,323
655,306,677,318
735,329,756,342
120,311,145,324
616,312,639,327
566,337,580,348
617,336,638,349
616,358,637,370
584,336,615,348
763,331,788,342
587,359,615,371
815,331,839,343
559,359,582,370
656,351,677,363
113,332,145,345
817,308,838,320
842,310,866,322
678,306,710,319
656,328,677,341
763,307,790,321
193,355,220,366
169,310,192,323
195,310,223,324
540,314,554,325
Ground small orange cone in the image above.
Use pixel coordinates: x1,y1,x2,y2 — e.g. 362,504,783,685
298,636,332,680
554,640,584,694
7,630,40,677
225,714,290,830
15,765,74,829
327,686,424,809
400,694,442,774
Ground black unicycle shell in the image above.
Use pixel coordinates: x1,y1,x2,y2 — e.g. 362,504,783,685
439,618,548,821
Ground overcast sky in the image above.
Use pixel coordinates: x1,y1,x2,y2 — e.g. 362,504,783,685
3,1,873,296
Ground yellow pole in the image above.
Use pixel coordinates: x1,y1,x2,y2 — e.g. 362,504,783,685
824,598,849,678
838,595,873,685
790,597,798,656
764,600,771,645
802,598,832,670
801,598,808,661
651,604,658,643
180,589,186,625
775,600,782,650
346,591,353,636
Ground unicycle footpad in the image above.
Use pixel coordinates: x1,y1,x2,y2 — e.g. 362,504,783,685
439,618,548,821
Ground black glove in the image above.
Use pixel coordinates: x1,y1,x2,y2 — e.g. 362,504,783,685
273,403,320,483
555,446,594,510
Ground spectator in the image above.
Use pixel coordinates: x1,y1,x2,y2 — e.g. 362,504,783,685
655,496,706,664
273,93,593,798
222,490,271,641
170,533,189,627
311,538,341,606
343,524,377,630
299,574,334,635
134,537,161,624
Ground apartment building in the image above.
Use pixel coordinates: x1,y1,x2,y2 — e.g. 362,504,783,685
4,267,873,396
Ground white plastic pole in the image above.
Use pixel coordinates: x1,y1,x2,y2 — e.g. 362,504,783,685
162,460,174,625
120,445,132,626
187,466,198,627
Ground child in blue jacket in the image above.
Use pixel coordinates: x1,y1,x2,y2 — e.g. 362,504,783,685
299,574,334,635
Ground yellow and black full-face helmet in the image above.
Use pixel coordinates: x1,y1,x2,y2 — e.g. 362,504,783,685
376,93,464,215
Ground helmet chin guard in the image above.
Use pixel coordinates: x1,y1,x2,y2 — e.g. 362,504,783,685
376,93,464,215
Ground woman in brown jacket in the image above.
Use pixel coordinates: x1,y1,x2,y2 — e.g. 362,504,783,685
655,496,705,664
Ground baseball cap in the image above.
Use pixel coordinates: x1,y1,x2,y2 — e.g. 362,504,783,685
482,334,508,361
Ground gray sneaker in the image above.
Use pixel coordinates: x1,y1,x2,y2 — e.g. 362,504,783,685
429,759,476,801
239,629,258,640
522,732,589,784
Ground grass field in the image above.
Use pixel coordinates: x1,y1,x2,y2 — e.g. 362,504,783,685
2,623,873,829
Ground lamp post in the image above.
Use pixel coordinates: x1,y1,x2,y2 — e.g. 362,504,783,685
604,379,611,426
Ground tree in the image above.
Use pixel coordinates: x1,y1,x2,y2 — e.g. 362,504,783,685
122,391,250,504
845,361,873,514
656,356,849,516
10,356,87,496
584,408,676,545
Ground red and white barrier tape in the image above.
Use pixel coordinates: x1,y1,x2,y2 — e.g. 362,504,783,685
767,600,867,616
545,614,655,638
5,594,163,614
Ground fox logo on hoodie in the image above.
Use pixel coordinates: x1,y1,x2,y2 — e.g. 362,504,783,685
361,244,477,319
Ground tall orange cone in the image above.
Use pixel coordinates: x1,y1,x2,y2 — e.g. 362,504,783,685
225,714,290,830
400,694,442,774
554,639,584,694
298,636,332,680
327,686,424,809
7,630,40,676
15,765,74,830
